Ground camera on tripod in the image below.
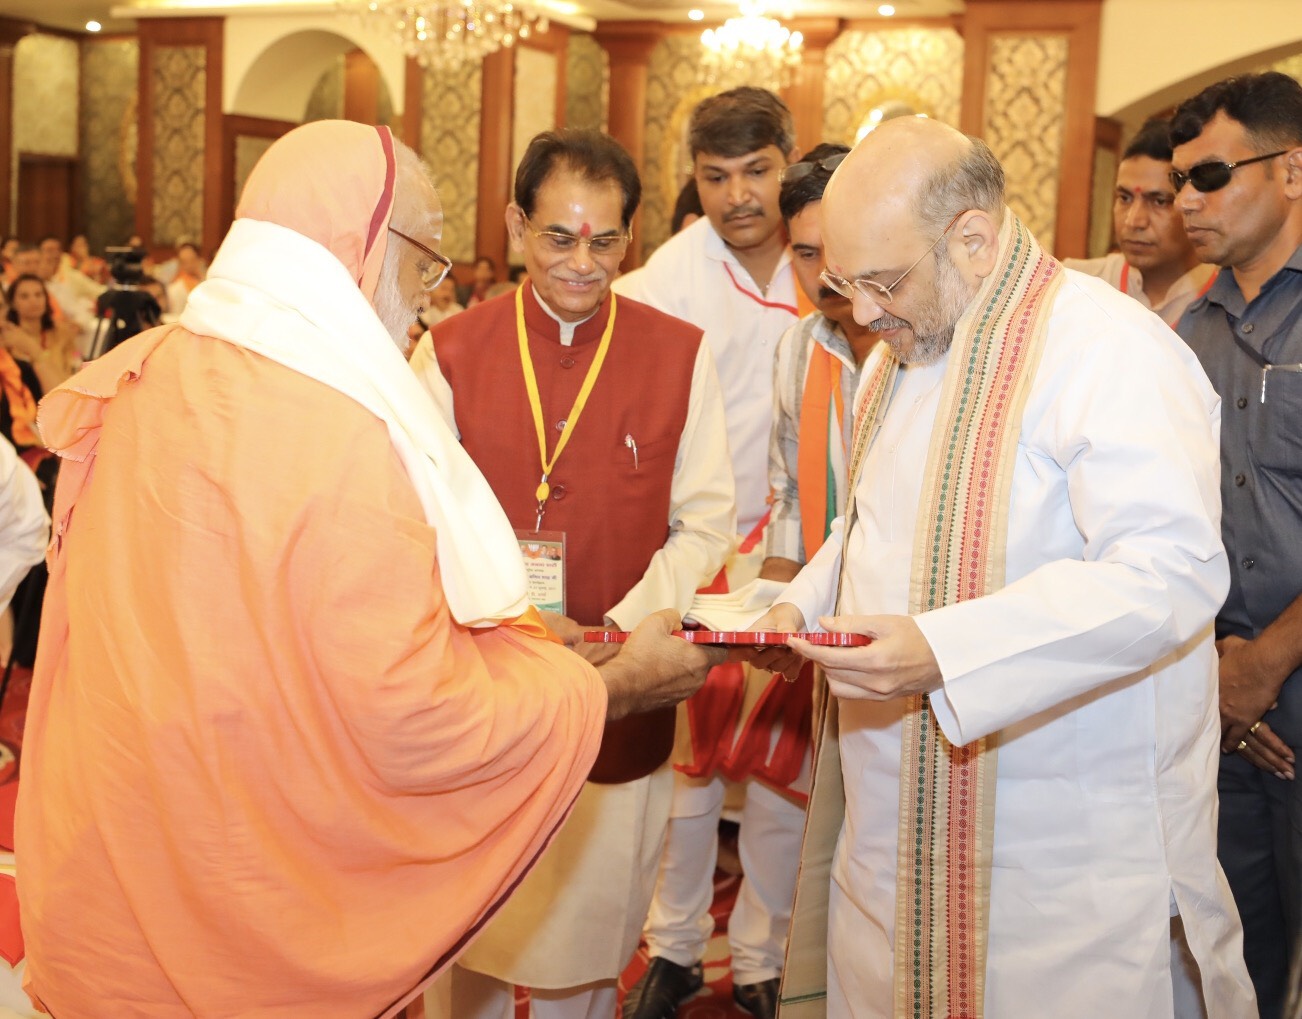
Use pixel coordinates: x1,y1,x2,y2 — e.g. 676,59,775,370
105,245,148,287
88,246,161,360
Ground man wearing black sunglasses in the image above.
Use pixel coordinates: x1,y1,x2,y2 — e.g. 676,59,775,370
1174,71,1302,1019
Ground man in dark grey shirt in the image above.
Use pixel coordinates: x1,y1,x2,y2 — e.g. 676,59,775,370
1174,71,1302,1019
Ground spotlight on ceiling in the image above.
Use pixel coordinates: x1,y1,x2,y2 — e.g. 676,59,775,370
86,20,102,31
688,9,705,20
878,4,896,15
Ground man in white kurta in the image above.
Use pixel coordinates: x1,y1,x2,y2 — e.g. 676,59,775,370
612,87,808,1017
755,118,1255,1018
0,436,45,627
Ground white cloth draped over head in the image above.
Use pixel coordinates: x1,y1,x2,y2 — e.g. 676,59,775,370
180,119,528,628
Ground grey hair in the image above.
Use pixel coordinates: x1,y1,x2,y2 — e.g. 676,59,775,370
913,137,1005,235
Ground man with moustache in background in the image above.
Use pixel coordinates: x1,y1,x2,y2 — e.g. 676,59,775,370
1066,117,1215,327
614,87,807,1019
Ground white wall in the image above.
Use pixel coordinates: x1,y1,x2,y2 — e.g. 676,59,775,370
1098,0,1302,124
225,13,406,121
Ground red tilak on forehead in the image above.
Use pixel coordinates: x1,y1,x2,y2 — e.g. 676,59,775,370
579,222,592,238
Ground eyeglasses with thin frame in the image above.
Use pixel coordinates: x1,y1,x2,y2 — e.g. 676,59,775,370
819,210,966,305
387,226,453,292
780,152,849,185
522,217,631,258
1168,150,1288,194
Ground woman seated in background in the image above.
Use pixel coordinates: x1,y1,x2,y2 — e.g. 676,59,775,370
165,241,205,316
0,336,44,463
3,275,80,392
0,237,16,286
69,234,109,285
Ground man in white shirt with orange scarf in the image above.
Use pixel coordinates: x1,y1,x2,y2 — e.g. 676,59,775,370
763,141,878,586
614,86,809,1019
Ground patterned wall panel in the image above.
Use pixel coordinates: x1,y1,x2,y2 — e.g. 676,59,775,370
419,58,482,264
510,47,558,266
152,45,207,247
234,136,276,211
304,56,345,122
12,33,79,233
982,34,1069,252
303,53,396,127
13,34,79,156
566,33,609,133
81,38,139,252
1088,143,1117,258
641,34,753,260
823,28,964,145
513,47,558,173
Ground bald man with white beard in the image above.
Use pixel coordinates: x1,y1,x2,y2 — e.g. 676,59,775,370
748,118,1255,1018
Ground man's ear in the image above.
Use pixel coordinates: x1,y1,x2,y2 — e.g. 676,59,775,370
1283,146,1302,200
504,203,526,253
954,208,1000,280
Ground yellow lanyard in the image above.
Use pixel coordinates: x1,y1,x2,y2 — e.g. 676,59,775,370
516,285,617,529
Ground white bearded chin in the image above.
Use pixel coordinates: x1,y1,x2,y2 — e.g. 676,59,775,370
371,237,418,353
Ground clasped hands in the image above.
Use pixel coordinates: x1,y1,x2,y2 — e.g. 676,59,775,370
746,603,944,701
1216,634,1295,781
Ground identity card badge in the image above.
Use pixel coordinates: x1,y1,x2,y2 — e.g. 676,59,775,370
515,529,566,614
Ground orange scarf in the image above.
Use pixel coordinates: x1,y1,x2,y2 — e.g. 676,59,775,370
0,348,40,449
796,343,845,559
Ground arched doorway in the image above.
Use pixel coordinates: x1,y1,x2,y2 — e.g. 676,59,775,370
223,28,399,228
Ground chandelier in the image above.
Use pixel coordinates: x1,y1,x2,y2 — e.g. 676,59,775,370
700,2,803,89
350,2,551,71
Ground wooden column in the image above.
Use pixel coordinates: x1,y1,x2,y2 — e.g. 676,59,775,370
475,46,515,273
780,18,842,155
135,16,224,251
402,56,423,150
594,24,662,270
344,49,381,126
0,17,34,236
959,0,1102,258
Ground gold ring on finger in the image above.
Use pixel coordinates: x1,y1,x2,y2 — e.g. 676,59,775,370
1236,739,1248,752
1249,720,1262,735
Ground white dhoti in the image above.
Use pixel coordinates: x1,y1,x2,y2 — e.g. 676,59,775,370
425,765,673,1018
466,765,672,987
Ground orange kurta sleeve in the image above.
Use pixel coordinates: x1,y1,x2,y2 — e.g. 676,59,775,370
16,329,605,1019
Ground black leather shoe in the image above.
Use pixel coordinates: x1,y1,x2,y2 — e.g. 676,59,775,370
732,977,780,1019
622,956,704,1019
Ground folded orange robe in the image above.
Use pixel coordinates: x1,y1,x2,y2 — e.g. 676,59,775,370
16,327,606,1018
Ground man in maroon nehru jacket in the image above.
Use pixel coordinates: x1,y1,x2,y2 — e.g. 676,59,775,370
410,128,736,1019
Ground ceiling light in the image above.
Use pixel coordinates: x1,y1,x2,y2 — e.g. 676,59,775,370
700,1,803,90
878,4,896,15
86,20,102,31
688,8,705,20
346,1,551,70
